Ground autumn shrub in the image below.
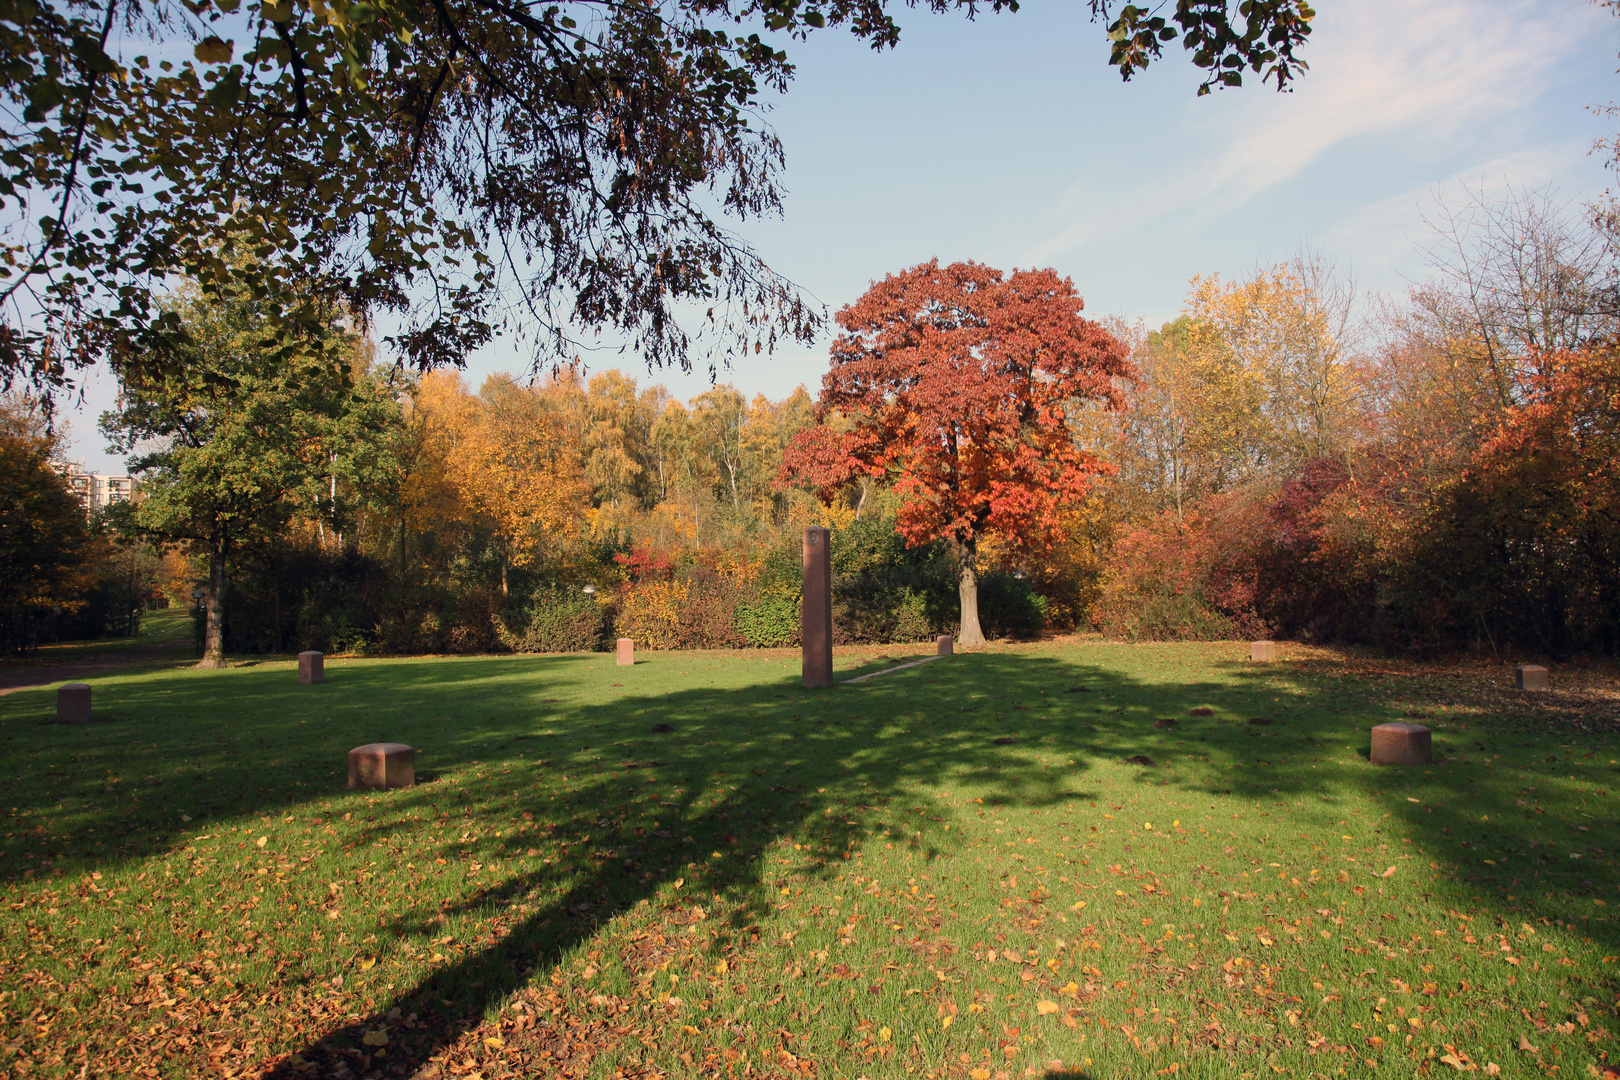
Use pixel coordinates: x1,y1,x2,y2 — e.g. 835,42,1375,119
495,590,610,653
1094,503,1269,642
1376,352,1620,656
737,596,799,647
976,573,1047,640
615,579,689,650
891,590,933,643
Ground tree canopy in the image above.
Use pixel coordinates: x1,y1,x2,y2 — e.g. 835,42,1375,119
0,394,94,648
780,258,1132,645
101,280,403,664
1,0,1313,395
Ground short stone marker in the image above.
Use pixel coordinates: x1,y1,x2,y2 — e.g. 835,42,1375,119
348,742,414,789
1516,664,1549,691
1370,722,1431,766
617,638,634,666
936,635,953,657
1251,641,1277,662
298,651,324,685
57,683,91,725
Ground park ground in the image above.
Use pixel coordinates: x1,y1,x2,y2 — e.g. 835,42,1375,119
2,639,1619,1080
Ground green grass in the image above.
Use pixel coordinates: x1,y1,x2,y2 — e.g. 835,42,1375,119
1,641,1617,1079
1,607,192,666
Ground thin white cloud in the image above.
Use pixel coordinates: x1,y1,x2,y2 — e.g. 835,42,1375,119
1028,0,1600,262
1316,142,1601,299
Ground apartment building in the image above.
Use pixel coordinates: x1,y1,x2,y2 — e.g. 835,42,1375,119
53,463,136,518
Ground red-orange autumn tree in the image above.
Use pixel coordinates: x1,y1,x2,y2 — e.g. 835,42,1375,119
781,259,1133,646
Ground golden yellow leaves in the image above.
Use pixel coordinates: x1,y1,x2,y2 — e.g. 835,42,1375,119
361,1029,388,1047
193,37,233,64
1036,1000,1060,1015
405,372,589,569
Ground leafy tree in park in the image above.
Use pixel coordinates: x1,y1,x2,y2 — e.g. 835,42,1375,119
407,372,591,595
102,283,404,666
0,0,1313,395
781,259,1132,646
0,394,95,650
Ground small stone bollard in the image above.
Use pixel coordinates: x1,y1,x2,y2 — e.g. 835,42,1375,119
937,635,953,657
298,651,324,685
57,683,91,725
348,743,414,789
1516,664,1549,691
617,638,634,667
1251,641,1277,662
1370,722,1432,766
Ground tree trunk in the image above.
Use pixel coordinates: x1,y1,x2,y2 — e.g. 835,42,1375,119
271,558,283,654
954,536,986,648
197,551,227,668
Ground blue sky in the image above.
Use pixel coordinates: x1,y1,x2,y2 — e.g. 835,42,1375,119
63,0,1619,472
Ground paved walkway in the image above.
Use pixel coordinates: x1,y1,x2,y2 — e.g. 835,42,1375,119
0,638,194,696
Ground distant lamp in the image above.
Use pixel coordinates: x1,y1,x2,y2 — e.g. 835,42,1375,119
1012,570,1029,581
190,587,206,601
581,584,597,596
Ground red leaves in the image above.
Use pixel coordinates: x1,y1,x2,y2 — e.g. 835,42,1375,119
781,259,1132,556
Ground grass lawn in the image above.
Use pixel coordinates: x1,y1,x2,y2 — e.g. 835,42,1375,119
0,608,193,667
2,640,1619,1080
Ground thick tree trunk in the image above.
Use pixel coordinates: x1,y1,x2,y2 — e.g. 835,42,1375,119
954,536,986,648
196,551,227,669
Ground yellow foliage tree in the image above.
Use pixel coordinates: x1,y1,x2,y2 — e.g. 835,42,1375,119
406,371,589,594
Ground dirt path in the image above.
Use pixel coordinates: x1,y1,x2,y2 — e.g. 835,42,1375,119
0,638,195,696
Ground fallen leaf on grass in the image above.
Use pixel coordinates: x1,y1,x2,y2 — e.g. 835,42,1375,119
1037,1000,1059,1015
1519,1035,1538,1052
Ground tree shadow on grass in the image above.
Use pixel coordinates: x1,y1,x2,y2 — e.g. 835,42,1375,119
2,644,1617,1075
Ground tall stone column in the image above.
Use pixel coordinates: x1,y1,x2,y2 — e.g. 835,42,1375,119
802,526,834,688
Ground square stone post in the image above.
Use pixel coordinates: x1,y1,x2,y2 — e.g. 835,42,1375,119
617,638,634,666
937,635,953,657
57,683,91,725
1250,641,1276,662
298,651,324,685
1370,722,1432,766
1516,664,1549,690
802,526,834,688
348,743,415,789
